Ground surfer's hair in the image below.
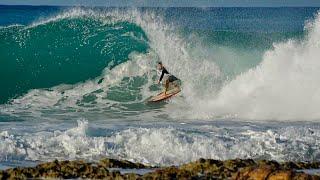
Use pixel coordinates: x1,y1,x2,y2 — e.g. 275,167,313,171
157,61,163,65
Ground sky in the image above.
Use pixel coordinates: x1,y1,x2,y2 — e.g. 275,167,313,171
1,0,320,7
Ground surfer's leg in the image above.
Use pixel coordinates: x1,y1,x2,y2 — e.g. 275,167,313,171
174,82,180,91
165,79,169,95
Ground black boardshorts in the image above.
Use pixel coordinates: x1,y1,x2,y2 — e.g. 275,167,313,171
168,75,179,82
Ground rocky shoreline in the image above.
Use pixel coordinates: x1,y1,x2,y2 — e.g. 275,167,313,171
1,158,320,179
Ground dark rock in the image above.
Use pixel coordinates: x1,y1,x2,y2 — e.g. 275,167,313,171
1,158,319,179
99,158,147,169
0,170,8,180
257,159,280,169
224,159,256,172
282,161,300,170
310,162,320,169
21,167,39,178
6,168,27,179
282,161,320,170
143,166,180,179
295,162,309,169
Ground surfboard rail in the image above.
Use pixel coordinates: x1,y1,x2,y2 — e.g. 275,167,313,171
149,88,181,102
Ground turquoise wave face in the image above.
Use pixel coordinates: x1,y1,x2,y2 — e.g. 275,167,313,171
0,17,149,104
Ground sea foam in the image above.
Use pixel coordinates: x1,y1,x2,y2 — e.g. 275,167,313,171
0,120,319,166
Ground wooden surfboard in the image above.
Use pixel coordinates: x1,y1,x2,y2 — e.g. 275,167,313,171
149,88,181,102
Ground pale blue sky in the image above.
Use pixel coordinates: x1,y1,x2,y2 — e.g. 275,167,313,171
1,0,320,7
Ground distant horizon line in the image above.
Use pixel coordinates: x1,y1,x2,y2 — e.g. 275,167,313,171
1,4,320,8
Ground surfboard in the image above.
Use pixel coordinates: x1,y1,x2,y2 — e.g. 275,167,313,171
149,88,181,102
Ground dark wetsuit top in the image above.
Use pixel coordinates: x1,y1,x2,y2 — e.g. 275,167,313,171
159,67,170,82
159,67,178,82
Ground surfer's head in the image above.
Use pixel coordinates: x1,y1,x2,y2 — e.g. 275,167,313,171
157,61,163,70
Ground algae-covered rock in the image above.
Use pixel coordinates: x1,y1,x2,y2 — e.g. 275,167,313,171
257,159,280,169
235,165,320,180
282,161,300,170
0,170,10,180
6,168,27,179
268,170,293,180
224,159,256,171
180,158,222,174
1,158,319,179
241,165,274,180
293,173,320,180
282,161,320,170
99,158,147,169
145,159,254,179
123,173,141,179
143,166,188,179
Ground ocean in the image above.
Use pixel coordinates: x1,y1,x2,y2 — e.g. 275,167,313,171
0,5,320,169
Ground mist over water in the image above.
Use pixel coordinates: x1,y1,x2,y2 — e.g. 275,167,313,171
177,11,320,121
1,6,320,168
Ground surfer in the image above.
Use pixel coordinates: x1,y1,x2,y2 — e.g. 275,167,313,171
157,62,180,95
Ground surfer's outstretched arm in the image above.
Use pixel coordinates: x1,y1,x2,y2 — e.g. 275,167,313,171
158,71,165,84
